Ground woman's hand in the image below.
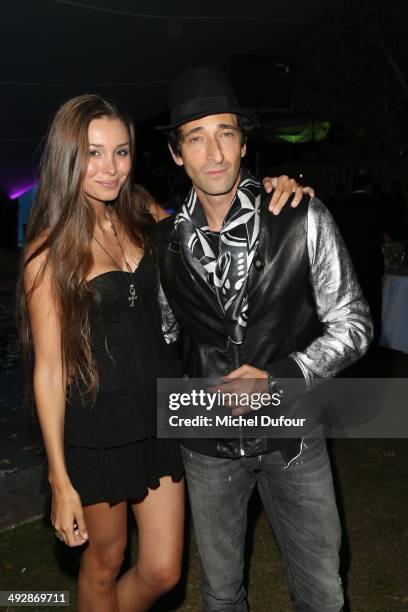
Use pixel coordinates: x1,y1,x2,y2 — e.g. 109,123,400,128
50,479,88,547
262,175,315,215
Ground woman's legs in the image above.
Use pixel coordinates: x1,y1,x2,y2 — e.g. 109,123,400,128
76,476,184,612
117,477,185,612
78,501,128,612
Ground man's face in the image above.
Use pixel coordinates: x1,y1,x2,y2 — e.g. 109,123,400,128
170,113,246,198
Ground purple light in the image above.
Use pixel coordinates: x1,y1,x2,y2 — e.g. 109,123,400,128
9,183,37,200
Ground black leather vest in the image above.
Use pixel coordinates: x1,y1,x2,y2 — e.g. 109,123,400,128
154,193,322,457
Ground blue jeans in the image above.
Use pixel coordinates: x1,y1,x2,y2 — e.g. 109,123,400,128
181,435,343,612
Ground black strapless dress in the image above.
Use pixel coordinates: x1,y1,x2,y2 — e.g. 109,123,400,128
50,255,183,506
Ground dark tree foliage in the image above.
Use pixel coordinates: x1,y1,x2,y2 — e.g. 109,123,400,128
296,0,408,159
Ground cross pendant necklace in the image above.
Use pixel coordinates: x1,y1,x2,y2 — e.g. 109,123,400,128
128,283,137,307
93,209,139,308
108,215,139,307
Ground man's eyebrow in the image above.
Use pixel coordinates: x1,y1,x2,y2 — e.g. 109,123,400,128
217,123,238,130
183,126,205,137
183,124,238,138
88,142,130,147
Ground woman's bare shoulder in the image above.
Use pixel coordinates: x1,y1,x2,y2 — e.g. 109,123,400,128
25,230,49,258
148,201,170,222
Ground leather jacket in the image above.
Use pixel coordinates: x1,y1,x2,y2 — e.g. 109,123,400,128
154,192,373,458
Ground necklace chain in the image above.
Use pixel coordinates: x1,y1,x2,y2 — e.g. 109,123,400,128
106,210,134,275
92,209,138,307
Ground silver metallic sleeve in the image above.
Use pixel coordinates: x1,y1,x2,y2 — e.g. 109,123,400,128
157,283,180,344
290,198,373,388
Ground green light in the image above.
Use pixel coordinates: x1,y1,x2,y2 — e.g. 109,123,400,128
276,122,330,144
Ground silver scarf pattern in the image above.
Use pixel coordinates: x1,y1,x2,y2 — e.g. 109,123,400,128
175,171,262,344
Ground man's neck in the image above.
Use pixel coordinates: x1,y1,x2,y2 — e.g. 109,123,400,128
194,173,241,232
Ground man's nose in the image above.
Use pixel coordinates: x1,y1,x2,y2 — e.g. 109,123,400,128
207,137,224,164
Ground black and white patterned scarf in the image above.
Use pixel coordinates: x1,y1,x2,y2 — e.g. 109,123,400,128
175,170,261,344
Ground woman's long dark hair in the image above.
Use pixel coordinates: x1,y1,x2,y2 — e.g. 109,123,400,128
16,94,155,399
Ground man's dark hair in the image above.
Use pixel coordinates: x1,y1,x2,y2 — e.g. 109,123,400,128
166,114,256,156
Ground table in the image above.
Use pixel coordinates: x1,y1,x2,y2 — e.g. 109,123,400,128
380,273,408,353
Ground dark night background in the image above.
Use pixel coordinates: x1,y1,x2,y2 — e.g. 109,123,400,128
1,0,408,214
0,3,408,609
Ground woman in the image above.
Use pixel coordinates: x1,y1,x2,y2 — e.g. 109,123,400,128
17,94,184,611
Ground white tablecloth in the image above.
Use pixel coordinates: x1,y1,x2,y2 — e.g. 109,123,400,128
380,273,408,353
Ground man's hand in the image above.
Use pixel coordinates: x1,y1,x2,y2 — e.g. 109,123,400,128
216,364,270,416
262,175,315,215
223,364,268,381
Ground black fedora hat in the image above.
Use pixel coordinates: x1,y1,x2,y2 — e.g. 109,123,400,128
156,65,245,130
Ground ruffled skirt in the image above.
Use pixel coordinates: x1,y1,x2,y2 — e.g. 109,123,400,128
42,436,184,507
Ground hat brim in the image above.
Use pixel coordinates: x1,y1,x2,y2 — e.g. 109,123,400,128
155,108,249,131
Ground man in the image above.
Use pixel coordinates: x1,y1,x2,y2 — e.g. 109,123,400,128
155,66,372,611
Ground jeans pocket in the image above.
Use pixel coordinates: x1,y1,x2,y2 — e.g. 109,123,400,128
281,438,305,470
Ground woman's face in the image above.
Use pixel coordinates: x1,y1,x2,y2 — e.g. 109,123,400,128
83,117,132,205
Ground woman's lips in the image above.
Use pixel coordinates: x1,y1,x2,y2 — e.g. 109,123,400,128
96,181,120,189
